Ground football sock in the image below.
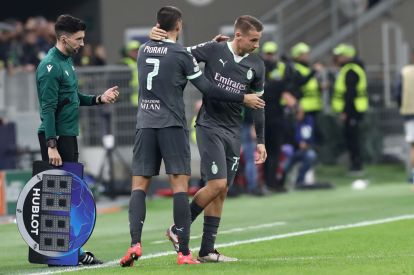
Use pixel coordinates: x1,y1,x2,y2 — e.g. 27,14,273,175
129,189,146,246
173,192,191,255
172,200,203,235
190,200,204,223
199,216,221,257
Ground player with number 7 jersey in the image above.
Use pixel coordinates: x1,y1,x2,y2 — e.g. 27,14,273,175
136,40,264,129
120,6,265,268
150,14,268,263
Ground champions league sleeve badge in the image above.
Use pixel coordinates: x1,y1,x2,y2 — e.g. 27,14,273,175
16,161,96,266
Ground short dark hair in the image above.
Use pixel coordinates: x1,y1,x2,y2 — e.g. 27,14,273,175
55,14,86,38
157,6,182,32
234,15,263,34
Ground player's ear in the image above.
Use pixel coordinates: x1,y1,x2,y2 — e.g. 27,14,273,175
234,31,242,40
61,35,68,44
176,20,182,32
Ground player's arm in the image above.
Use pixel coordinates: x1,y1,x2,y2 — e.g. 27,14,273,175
189,73,264,108
150,25,229,43
182,52,265,108
149,25,217,63
253,106,266,164
186,41,217,63
250,62,267,163
252,106,265,144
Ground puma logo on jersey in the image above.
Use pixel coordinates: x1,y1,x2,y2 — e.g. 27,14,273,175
46,65,53,72
65,70,69,76
219,59,227,67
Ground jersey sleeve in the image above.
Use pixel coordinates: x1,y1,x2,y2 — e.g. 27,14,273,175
250,61,265,96
180,50,202,80
186,41,217,63
37,61,62,139
253,108,265,144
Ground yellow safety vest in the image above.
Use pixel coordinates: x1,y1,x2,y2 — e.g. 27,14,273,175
190,116,197,144
294,62,322,112
400,65,414,115
332,63,368,113
122,57,139,106
81,56,91,66
268,62,286,81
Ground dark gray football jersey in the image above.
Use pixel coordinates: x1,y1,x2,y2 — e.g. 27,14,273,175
136,39,202,129
188,41,265,133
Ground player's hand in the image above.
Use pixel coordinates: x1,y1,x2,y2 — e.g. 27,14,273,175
101,86,119,104
48,148,62,166
255,144,267,164
149,24,167,41
282,91,297,107
243,94,265,109
212,34,230,42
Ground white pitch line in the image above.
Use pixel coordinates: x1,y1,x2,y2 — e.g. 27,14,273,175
152,221,286,244
241,253,414,262
25,214,414,275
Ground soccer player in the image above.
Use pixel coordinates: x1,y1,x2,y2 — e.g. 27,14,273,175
36,14,119,265
151,15,267,262
119,7,265,267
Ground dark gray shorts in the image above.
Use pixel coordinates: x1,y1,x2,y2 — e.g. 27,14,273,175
196,125,241,185
132,127,191,176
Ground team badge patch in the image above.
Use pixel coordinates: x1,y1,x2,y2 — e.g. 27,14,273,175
247,68,253,80
211,161,218,175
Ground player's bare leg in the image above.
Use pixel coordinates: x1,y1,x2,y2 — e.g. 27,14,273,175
166,179,226,252
197,187,237,263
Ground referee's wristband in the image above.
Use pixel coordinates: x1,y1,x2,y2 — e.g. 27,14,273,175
47,138,57,148
95,95,104,105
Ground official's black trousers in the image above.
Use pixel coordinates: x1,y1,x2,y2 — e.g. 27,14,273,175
264,118,284,189
344,116,362,171
38,132,79,162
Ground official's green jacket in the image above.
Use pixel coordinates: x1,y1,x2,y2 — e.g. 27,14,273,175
36,47,96,140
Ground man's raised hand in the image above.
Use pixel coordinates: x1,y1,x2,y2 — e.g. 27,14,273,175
101,86,119,104
149,24,167,41
243,94,265,109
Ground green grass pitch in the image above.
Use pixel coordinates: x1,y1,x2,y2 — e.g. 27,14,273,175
1,164,413,274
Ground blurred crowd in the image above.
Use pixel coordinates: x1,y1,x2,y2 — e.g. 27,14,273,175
229,41,369,196
2,15,409,197
0,16,107,74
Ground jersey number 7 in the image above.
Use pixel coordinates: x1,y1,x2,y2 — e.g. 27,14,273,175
146,58,160,90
